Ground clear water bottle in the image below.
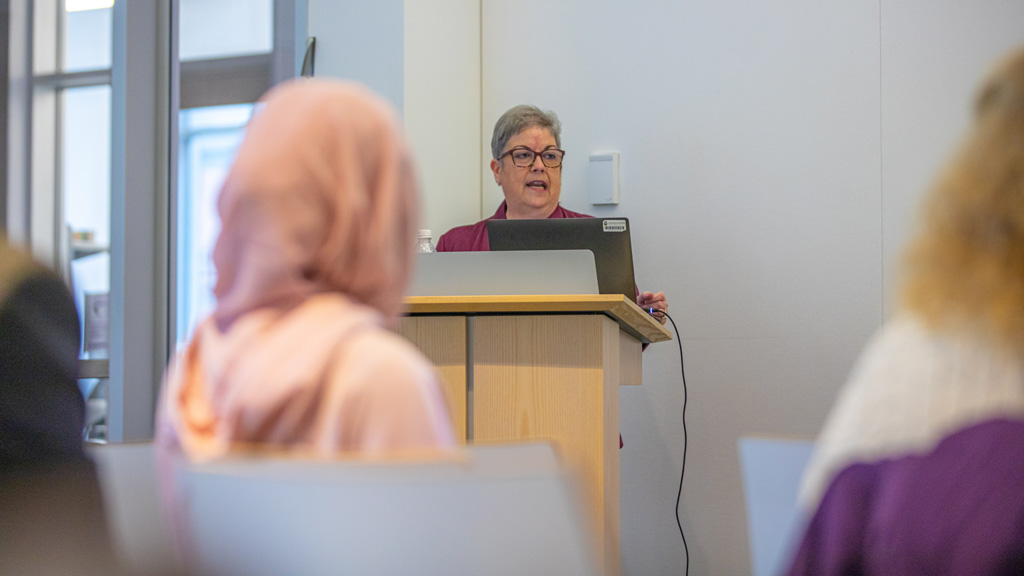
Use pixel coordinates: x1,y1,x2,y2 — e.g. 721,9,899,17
416,229,435,253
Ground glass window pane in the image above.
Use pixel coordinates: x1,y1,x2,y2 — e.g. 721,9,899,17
83,377,109,442
63,85,111,248
63,5,112,72
180,0,274,62
63,86,113,438
176,104,253,347
64,85,112,439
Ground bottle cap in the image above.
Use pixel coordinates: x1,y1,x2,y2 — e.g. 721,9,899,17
418,229,432,239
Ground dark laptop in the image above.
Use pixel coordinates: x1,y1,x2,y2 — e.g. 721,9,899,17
487,218,637,301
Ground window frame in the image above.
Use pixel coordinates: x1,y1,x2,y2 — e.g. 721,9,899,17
4,0,303,441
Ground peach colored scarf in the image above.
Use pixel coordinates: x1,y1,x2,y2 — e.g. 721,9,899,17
157,80,452,463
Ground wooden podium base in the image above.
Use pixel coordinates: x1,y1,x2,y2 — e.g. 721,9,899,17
399,295,671,576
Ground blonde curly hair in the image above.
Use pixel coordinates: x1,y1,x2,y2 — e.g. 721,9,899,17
901,47,1024,352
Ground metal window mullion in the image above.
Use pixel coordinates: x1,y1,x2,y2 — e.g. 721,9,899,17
166,0,180,372
34,68,113,89
109,0,172,442
54,83,65,278
55,0,64,72
30,82,57,267
27,0,58,266
32,0,57,75
272,0,298,83
179,54,272,109
1,0,9,227
6,0,33,243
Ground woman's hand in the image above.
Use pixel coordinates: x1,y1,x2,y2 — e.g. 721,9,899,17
637,291,668,325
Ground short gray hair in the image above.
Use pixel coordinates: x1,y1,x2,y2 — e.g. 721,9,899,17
490,105,562,160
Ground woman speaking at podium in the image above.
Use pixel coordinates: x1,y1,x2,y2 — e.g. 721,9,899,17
437,105,669,449
436,104,669,320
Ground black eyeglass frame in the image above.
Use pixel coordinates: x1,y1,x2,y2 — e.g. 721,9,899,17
496,146,567,168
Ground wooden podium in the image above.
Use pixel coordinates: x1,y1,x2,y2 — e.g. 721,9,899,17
398,294,672,576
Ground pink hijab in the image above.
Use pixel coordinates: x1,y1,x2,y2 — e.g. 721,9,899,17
212,79,417,329
158,80,451,461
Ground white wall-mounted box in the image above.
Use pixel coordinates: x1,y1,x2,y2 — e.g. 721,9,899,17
587,152,620,205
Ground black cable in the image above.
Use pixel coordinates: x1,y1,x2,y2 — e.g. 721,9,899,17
652,308,688,576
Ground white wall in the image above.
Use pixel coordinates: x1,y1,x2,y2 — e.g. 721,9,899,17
307,1,1024,573
879,1,1024,315
481,3,880,573
307,0,403,109
480,2,1022,575
404,0,481,238
306,0,481,241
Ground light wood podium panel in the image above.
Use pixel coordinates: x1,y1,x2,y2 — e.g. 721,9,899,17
396,315,468,442
398,295,671,576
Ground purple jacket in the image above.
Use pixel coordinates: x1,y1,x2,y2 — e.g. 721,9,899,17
788,418,1024,576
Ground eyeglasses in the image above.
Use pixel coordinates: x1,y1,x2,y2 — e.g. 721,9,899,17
497,147,566,168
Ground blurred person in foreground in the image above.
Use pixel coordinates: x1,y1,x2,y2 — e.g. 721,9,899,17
0,239,120,574
156,80,454,488
789,47,1024,575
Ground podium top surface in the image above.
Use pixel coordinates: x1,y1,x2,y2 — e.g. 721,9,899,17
403,294,672,344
